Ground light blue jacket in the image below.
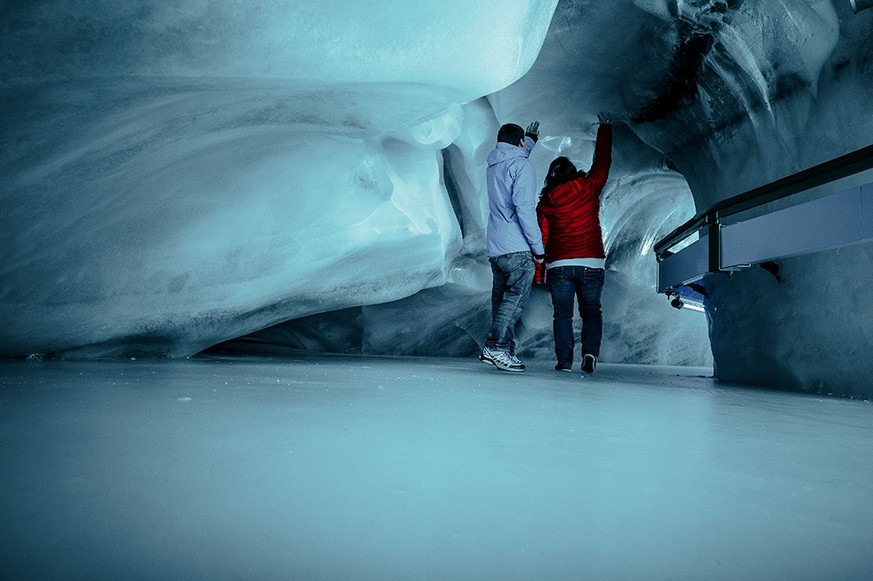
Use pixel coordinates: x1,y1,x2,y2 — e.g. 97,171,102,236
485,136,545,257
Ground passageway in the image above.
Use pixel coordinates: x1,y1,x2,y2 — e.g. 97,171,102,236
2,356,871,579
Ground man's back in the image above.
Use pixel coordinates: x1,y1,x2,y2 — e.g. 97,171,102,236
485,137,543,258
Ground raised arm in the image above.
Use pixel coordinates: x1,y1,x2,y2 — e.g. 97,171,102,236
587,116,613,189
522,121,539,156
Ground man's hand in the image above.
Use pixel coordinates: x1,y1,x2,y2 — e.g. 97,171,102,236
525,121,540,143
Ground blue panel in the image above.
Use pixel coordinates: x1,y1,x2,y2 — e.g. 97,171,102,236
721,186,869,267
661,178,873,287
658,235,709,292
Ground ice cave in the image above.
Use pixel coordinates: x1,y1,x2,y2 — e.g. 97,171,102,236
2,0,872,395
2,1,873,579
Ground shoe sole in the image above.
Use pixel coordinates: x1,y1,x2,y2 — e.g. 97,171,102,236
494,363,525,372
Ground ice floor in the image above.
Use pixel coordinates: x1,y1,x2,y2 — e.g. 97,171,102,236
1,355,871,580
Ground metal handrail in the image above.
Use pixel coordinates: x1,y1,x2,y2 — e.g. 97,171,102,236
654,143,873,259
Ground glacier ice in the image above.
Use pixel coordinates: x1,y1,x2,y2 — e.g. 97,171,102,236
2,1,873,395
0,1,557,357
626,0,873,396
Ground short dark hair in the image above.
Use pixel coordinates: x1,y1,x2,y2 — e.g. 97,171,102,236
497,123,525,145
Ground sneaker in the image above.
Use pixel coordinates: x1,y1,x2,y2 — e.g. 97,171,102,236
483,346,525,372
581,354,597,374
555,364,572,372
479,348,496,366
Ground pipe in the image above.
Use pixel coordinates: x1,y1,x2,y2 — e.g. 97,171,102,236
850,0,873,13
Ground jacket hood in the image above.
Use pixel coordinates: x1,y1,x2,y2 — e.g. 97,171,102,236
539,180,578,208
487,142,527,167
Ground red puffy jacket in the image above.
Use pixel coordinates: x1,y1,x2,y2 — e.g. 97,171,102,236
537,124,613,263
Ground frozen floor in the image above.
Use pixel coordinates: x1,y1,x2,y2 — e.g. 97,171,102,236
1,355,872,580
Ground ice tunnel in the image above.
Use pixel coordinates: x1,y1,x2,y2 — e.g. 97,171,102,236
1,1,872,397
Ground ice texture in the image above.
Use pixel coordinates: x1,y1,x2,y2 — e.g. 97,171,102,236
0,1,557,357
2,1,872,394
0,0,711,368
621,1,873,395
495,0,873,394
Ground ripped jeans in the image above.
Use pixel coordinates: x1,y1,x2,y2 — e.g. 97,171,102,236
485,251,535,353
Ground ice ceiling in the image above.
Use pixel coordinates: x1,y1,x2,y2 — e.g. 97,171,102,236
2,1,872,393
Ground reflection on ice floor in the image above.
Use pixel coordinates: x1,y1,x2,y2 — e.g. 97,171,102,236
1,355,871,580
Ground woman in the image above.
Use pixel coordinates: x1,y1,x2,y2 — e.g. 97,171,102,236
536,114,613,373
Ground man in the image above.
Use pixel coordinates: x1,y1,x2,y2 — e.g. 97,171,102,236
480,121,545,372
536,113,613,374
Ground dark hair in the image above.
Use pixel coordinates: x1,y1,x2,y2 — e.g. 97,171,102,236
541,156,578,196
496,123,525,145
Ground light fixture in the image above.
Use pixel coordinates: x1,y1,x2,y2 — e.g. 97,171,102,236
668,289,706,313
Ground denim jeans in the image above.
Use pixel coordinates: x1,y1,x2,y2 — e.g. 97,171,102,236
486,252,535,352
547,265,605,368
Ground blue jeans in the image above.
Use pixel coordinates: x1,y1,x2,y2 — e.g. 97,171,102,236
486,252,535,352
547,266,605,368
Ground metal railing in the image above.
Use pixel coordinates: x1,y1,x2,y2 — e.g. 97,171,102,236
654,143,873,293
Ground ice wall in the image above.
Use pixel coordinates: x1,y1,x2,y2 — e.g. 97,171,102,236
491,0,873,394
4,1,869,391
628,0,868,206
618,0,873,396
0,1,558,358
479,2,715,366
220,1,719,367
1,0,713,366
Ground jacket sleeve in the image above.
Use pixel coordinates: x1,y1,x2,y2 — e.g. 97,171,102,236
522,135,536,157
537,204,549,256
512,160,545,255
587,123,613,191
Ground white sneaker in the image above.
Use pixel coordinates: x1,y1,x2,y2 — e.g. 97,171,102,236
482,346,525,372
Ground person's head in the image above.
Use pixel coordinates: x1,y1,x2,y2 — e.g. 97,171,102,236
496,123,525,148
544,156,578,189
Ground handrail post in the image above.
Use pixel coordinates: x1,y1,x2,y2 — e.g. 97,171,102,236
707,212,721,273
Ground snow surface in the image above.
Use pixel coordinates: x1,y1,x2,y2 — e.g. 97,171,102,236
1,355,872,579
